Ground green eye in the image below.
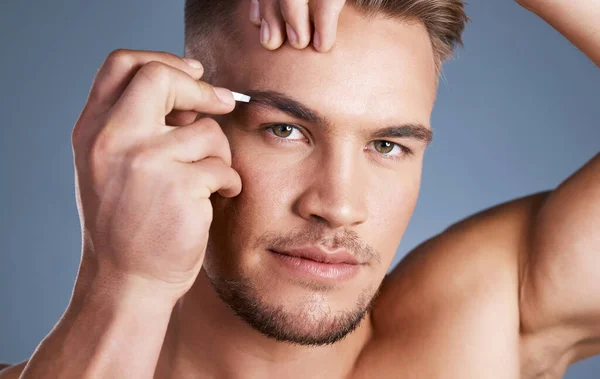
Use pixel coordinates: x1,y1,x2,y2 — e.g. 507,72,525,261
374,140,395,154
272,124,294,138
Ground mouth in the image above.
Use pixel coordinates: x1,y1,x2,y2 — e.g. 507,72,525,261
268,248,363,281
271,246,363,265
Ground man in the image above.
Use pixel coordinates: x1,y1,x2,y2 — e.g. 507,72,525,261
0,0,598,377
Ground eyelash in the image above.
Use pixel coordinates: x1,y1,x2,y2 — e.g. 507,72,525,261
367,141,413,160
265,124,307,143
264,124,413,160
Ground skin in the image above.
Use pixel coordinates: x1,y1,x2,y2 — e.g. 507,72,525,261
1,0,599,378
249,0,347,52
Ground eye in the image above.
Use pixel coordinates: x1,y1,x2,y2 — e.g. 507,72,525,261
267,124,305,141
367,140,411,159
374,140,395,154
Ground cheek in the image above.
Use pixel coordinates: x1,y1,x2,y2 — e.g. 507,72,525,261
367,167,422,250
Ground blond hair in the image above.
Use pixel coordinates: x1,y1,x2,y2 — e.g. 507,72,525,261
185,0,468,80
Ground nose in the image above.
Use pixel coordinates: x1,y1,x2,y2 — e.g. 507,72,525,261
294,147,369,229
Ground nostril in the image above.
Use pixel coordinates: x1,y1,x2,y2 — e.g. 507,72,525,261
309,214,329,225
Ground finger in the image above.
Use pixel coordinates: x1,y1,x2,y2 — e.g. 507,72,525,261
86,49,204,116
259,0,286,50
280,0,311,49
313,0,346,52
185,157,242,199
165,110,199,126
162,117,232,165
112,62,235,125
249,0,261,26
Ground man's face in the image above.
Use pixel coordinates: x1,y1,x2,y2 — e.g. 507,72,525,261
198,3,437,346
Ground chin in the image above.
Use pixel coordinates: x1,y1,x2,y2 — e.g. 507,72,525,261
202,247,380,344
206,260,379,346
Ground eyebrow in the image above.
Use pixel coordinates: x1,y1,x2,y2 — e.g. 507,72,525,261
241,90,433,145
372,124,433,144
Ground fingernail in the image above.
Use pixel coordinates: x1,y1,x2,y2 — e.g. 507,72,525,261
249,0,260,23
260,19,270,45
286,23,298,46
313,31,321,50
213,87,235,106
183,57,202,69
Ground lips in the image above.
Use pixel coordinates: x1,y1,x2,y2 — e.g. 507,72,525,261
270,246,361,265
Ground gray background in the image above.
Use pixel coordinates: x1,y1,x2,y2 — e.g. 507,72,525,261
0,0,598,377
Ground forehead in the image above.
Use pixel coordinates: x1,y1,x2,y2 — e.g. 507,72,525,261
216,4,438,126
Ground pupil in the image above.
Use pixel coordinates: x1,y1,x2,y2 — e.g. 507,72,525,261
377,141,393,153
275,125,292,137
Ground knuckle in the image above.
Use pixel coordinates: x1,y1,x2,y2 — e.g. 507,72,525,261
71,127,80,148
200,117,223,137
157,50,204,73
184,57,204,76
104,49,135,70
89,141,106,167
137,61,172,89
126,146,162,174
198,119,231,158
71,118,87,148
87,132,114,171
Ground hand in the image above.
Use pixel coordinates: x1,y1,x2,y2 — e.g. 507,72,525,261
249,0,347,52
71,49,242,301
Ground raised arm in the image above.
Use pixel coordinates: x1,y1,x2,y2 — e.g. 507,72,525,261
515,0,600,369
519,152,600,363
516,0,600,65
515,0,600,362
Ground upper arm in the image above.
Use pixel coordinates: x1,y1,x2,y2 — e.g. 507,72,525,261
520,153,600,360
372,193,545,378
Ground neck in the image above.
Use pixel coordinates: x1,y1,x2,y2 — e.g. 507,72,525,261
154,269,374,379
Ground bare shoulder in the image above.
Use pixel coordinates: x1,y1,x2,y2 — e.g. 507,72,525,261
0,361,28,379
373,191,549,322
367,192,549,377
